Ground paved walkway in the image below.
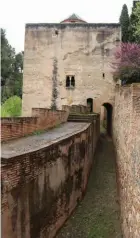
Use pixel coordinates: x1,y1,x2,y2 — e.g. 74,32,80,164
2,122,90,159
56,136,122,238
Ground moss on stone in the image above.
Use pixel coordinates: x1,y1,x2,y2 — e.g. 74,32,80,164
56,137,122,238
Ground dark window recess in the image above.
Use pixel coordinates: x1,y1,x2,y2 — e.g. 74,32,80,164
55,30,58,35
66,76,70,87
116,38,120,42
102,73,105,78
105,48,110,56
101,46,104,56
71,76,75,87
66,75,75,88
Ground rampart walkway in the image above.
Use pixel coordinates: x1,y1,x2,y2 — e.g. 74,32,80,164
2,123,122,238
56,136,122,238
2,122,90,159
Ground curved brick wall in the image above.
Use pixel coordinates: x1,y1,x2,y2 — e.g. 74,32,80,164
1,116,100,238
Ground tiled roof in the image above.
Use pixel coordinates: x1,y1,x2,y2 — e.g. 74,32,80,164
61,13,87,23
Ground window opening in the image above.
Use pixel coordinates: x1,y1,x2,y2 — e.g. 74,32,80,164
66,75,75,88
71,76,75,87
66,76,70,87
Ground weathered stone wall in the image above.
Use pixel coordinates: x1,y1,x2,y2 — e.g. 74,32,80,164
22,23,120,116
1,116,100,238
1,108,68,141
113,83,140,238
62,104,90,113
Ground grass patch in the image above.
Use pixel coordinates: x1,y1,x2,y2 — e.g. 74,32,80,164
88,212,116,238
56,138,122,238
100,124,106,134
24,123,62,137
32,129,45,135
1,96,21,117
70,113,97,116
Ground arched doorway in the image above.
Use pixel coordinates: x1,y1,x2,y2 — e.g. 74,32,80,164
102,103,113,136
87,98,93,113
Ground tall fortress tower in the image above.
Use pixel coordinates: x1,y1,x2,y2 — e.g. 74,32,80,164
22,14,121,116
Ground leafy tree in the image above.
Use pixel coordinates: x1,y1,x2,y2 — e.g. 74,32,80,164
1,29,15,87
14,51,24,73
1,96,22,117
119,4,130,42
13,52,24,98
129,1,140,43
134,2,140,38
1,29,23,103
111,43,140,85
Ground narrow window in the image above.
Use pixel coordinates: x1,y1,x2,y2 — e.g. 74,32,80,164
105,48,110,56
55,30,58,35
101,46,104,56
66,76,70,87
71,76,75,87
102,73,105,78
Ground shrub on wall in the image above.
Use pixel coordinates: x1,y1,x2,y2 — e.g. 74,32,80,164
111,43,140,85
1,96,22,117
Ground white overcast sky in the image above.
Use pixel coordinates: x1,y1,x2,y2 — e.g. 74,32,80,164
0,0,133,53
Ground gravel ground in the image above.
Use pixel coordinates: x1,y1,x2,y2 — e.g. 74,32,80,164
56,136,122,238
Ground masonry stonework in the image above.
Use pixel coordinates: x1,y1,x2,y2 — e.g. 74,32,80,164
22,22,121,116
1,108,68,142
1,116,100,238
113,84,140,238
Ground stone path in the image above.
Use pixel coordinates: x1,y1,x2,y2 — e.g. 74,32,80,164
56,136,122,238
2,122,90,159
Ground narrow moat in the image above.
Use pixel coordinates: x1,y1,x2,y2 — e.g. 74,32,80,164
56,136,122,238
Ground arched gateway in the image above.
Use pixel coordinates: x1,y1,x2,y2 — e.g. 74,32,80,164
102,103,113,136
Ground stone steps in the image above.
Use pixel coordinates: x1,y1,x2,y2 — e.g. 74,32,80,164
68,114,97,122
67,118,91,122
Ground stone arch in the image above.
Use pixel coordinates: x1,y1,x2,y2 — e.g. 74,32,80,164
102,102,113,136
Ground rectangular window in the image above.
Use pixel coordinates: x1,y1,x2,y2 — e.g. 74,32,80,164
66,75,75,88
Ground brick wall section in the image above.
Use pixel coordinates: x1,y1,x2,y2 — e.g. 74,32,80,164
113,83,140,238
62,105,90,113
1,116,100,238
1,108,69,142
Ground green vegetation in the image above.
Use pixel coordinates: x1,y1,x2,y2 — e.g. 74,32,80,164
100,124,106,134
119,4,130,42
113,2,140,85
26,123,62,137
57,139,122,238
129,1,140,43
119,2,140,43
1,29,23,104
1,96,22,117
32,129,46,136
112,42,140,85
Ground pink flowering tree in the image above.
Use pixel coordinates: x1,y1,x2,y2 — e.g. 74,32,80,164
111,43,140,85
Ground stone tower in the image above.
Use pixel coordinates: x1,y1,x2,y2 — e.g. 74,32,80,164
22,14,121,116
